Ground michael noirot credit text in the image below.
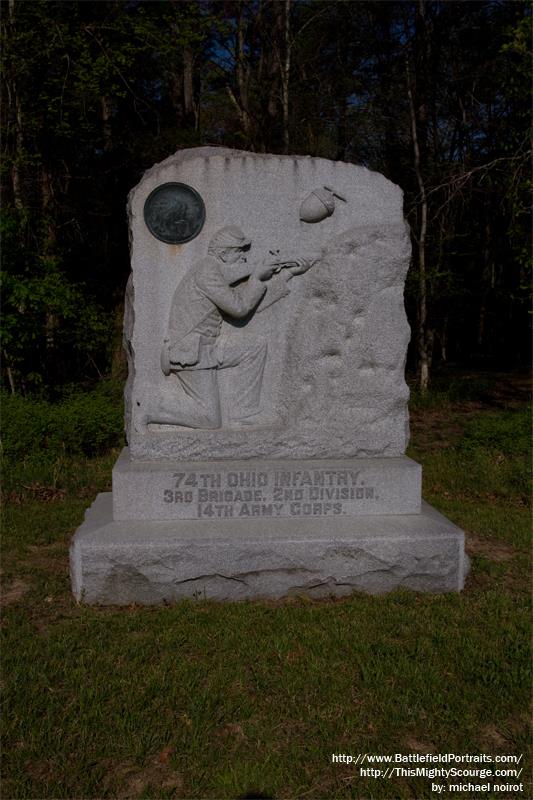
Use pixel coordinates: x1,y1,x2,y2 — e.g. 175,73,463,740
330,752,525,792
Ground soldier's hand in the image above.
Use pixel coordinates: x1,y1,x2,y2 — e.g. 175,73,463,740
256,264,276,281
256,256,279,281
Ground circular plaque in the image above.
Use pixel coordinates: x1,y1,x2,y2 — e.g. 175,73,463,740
143,182,206,244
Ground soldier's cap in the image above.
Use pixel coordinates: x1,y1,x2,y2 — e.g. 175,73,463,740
209,225,251,251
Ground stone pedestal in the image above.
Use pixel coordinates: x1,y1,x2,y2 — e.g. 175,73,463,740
70,449,468,604
71,493,467,604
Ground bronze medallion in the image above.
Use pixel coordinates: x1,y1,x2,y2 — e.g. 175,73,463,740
143,182,206,244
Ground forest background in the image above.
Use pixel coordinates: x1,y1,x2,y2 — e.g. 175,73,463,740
1,0,531,407
2,4,531,797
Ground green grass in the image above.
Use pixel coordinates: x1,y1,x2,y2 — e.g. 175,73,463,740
2,376,531,799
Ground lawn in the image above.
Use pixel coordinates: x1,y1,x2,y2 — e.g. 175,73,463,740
2,371,531,799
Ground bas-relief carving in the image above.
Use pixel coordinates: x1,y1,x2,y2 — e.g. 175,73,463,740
299,186,346,223
146,225,317,430
124,149,412,459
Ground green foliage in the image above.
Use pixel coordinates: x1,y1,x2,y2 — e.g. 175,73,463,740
1,0,530,395
1,394,52,461
1,381,124,462
459,406,531,456
499,14,532,292
409,380,531,522
409,375,493,409
1,207,114,394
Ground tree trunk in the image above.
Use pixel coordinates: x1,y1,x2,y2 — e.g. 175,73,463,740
169,16,185,131
11,87,24,209
7,0,24,210
234,5,253,142
281,0,291,154
407,54,430,393
182,44,198,130
41,165,56,250
439,318,448,363
259,2,280,151
335,100,347,162
478,220,492,348
101,95,113,151
3,350,16,395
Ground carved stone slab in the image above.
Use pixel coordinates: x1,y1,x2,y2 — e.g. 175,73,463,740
125,147,411,461
112,448,421,520
70,147,470,605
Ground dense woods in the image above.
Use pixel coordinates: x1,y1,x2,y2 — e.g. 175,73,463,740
2,0,530,397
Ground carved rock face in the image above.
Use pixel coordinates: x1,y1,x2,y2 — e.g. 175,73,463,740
124,147,411,461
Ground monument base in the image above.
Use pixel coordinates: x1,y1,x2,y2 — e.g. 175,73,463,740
70,494,468,604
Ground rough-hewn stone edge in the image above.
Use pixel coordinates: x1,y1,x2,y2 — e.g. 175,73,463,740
70,493,469,604
126,146,402,207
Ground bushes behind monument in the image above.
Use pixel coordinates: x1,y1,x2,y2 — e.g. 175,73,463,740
3,383,528,463
2,380,124,461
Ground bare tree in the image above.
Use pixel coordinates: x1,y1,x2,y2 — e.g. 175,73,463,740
406,51,430,393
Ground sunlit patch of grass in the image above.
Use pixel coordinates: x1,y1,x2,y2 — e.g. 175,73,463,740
2,383,531,799
2,585,530,798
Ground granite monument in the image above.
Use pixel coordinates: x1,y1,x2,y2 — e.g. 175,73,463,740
70,147,468,603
